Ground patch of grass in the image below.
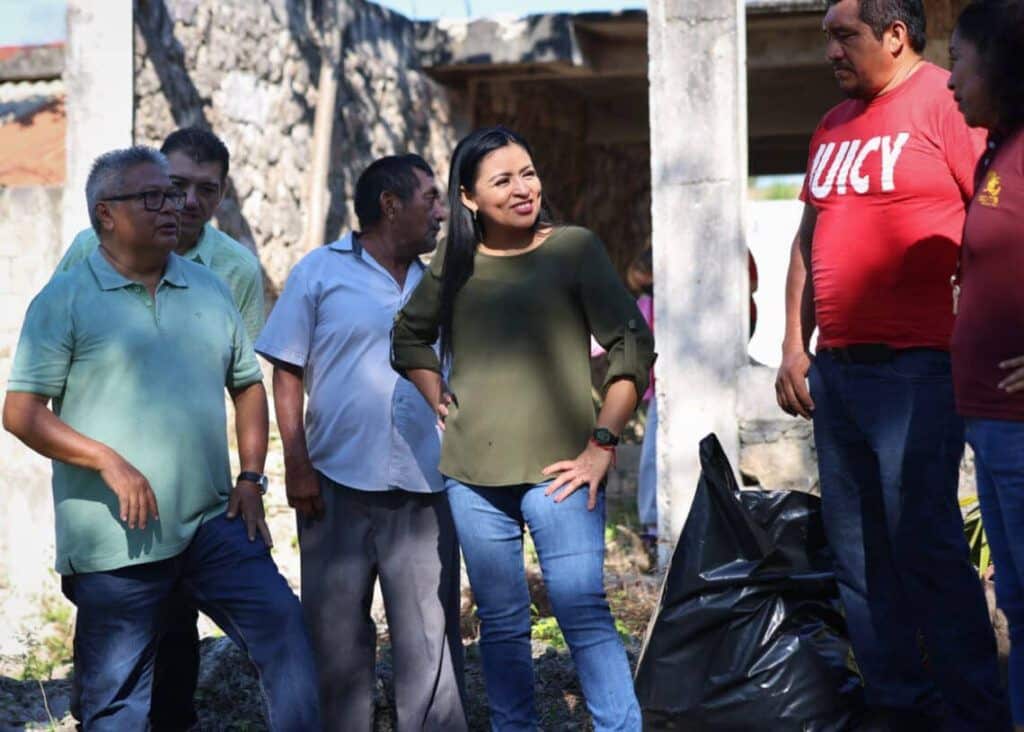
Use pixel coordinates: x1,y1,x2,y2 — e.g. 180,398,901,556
20,595,74,681
531,616,566,649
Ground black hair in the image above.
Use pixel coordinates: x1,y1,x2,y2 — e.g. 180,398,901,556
354,154,434,229
438,126,553,366
827,0,928,52
955,0,1024,131
160,127,231,182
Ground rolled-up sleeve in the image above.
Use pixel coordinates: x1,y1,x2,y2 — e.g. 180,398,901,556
255,259,315,369
577,235,656,397
391,268,443,375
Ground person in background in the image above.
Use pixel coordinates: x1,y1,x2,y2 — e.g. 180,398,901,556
392,126,654,731
774,0,1007,727
948,1,1024,727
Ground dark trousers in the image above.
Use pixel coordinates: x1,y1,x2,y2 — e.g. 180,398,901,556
298,476,467,732
809,350,1008,730
69,593,199,731
63,512,320,731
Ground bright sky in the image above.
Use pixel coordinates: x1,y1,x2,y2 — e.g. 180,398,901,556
0,0,66,46
0,0,640,47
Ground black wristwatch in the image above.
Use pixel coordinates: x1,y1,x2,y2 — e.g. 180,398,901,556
591,428,620,447
237,471,269,495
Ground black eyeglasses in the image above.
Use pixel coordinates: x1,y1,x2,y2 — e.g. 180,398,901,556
101,189,187,212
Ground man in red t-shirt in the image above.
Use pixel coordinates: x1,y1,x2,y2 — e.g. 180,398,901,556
774,1,1007,728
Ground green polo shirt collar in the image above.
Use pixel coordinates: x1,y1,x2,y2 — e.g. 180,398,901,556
87,248,190,291
181,224,217,266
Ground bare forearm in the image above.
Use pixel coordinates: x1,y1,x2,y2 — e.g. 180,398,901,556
3,392,114,471
231,382,269,474
598,379,639,437
272,365,312,469
407,368,443,411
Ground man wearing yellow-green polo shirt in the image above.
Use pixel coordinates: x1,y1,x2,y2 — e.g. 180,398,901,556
4,146,318,730
56,127,264,342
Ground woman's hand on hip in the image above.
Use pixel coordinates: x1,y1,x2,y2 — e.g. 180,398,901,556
541,442,614,510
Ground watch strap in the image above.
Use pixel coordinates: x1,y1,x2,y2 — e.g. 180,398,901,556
237,471,268,494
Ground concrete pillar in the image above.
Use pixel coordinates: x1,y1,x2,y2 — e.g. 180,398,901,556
63,0,134,244
648,0,748,555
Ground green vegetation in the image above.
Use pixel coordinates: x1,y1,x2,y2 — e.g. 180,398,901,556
961,495,992,576
20,595,74,681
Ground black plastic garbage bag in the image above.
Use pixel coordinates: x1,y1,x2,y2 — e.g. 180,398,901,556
634,434,864,731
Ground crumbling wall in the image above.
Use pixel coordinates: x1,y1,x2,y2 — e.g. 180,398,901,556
132,0,456,297
0,186,64,652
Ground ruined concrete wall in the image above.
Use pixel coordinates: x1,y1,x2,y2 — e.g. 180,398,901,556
0,186,63,604
133,0,456,297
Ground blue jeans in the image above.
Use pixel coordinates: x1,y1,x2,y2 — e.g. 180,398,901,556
809,350,1007,730
62,512,320,731
445,479,641,732
967,418,1024,724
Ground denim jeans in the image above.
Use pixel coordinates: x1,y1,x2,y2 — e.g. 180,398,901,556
62,512,320,731
445,478,641,732
967,418,1024,724
68,589,200,730
809,350,1007,730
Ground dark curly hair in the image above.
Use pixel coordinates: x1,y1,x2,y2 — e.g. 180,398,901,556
955,0,1024,130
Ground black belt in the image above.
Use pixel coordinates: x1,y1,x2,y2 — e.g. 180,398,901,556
820,344,942,365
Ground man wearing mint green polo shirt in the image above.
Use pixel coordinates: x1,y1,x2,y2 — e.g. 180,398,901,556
56,127,264,341
55,127,264,730
3,146,318,731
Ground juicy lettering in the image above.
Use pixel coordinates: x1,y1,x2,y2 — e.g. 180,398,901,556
807,133,910,198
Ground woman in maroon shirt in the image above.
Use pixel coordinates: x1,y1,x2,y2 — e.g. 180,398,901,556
948,0,1024,724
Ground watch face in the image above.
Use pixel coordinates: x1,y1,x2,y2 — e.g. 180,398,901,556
593,428,616,446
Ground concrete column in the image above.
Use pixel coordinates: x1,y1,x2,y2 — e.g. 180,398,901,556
63,0,134,244
648,0,748,554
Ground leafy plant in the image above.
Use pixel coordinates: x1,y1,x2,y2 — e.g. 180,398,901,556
531,616,566,649
961,495,991,577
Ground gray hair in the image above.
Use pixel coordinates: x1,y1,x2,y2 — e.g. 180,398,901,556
85,146,169,235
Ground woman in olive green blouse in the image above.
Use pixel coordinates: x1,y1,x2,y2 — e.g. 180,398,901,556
391,126,654,731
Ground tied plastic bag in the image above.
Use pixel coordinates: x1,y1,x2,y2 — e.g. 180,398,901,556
634,434,863,731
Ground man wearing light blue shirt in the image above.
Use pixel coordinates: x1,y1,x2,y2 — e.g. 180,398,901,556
256,154,466,731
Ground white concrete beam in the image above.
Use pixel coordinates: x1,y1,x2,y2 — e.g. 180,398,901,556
648,0,749,555
63,1,134,245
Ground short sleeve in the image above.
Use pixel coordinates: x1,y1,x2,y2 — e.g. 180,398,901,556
54,228,99,276
391,268,443,375
7,284,74,397
799,120,826,204
254,258,316,369
227,308,263,390
576,231,656,397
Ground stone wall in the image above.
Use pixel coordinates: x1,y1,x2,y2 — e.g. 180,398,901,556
133,0,456,297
